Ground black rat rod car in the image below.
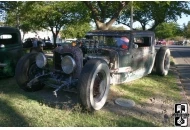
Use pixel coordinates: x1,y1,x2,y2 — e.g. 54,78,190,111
0,27,23,77
15,30,170,111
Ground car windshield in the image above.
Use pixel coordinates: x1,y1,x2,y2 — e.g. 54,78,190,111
89,35,130,47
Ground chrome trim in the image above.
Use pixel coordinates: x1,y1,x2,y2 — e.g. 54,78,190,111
0,63,7,67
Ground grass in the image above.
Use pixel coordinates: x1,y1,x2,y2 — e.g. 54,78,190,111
0,78,156,127
0,59,182,127
110,72,181,107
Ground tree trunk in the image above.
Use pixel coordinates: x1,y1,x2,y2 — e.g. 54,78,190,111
84,1,128,30
50,27,59,47
96,21,109,30
95,17,117,30
52,32,58,47
141,23,146,30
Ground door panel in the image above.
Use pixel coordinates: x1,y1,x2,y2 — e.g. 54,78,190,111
0,43,23,76
0,44,23,62
130,35,154,76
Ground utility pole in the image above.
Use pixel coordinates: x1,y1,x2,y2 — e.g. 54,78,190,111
130,1,133,30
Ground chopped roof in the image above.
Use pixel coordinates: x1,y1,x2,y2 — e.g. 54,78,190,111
86,30,154,37
0,27,20,34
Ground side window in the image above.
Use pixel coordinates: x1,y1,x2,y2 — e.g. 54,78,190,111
92,36,104,45
134,36,151,47
0,34,12,39
0,33,17,44
105,37,116,46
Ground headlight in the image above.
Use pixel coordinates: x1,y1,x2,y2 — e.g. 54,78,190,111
61,55,76,74
36,52,47,68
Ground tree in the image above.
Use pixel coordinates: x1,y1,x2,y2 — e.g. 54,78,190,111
60,22,92,39
155,22,182,39
117,1,190,31
184,21,190,38
23,1,90,46
0,1,25,29
84,1,130,30
1,1,90,46
0,1,40,39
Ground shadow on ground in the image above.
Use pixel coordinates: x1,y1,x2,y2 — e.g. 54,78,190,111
0,99,29,126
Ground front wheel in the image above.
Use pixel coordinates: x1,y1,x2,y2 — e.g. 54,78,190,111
15,53,44,91
78,59,110,111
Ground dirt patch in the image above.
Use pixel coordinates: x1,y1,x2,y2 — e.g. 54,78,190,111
104,94,177,126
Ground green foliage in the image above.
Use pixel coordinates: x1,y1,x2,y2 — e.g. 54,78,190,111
0,22,4,27
23,1,90,45
1,1,90,45
84,2,128,22
117,1,190,30
183,21,190,38
60,22,92,39
1,1,189,38
155,22,182,39
170,36,184,41
1,2,41,33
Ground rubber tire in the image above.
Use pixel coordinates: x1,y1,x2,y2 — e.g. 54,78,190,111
78,59,110,111
156,47,170,76
15,53,44,92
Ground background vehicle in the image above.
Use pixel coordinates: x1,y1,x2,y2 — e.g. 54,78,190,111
44,40,54,49
156,39,167,45
15,30,170,111
177,40,188,46
23,38,44,48
0,27,23,77
23,38,55,49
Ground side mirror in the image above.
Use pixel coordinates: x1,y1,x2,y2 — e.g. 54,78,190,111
0,44,5,49
134,44,138,49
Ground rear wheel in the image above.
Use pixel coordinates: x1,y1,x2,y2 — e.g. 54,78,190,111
78,59,110,111
156,47,170,76
15,53,44,91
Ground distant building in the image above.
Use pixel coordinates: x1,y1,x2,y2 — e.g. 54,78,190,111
21,29,63,43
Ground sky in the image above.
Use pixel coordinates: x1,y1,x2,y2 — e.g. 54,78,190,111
176,14,190,27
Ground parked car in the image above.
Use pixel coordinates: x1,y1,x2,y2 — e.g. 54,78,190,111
0,27,23,77
23,38,44,48
177,40,188,46
156,39,167,45
44,40,54,49
15,30,170,111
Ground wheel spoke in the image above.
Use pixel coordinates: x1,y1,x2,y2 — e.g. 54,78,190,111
93,71,106,101
28,64,42,80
